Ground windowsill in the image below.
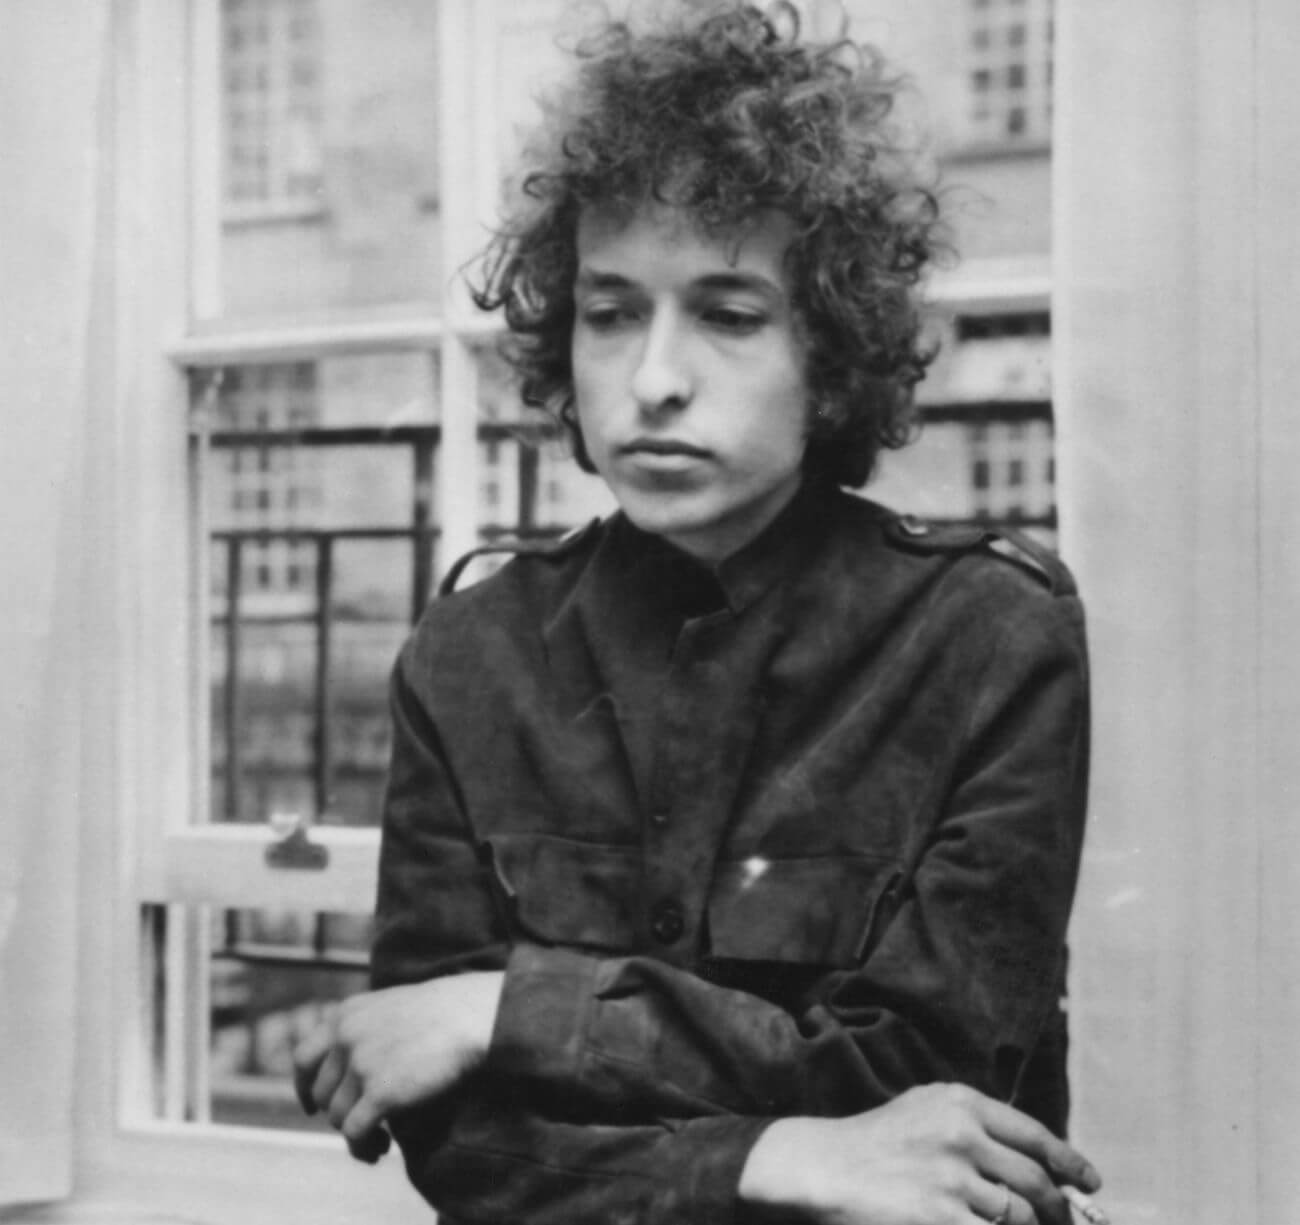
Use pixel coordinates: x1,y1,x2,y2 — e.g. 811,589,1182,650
940,138,1052,166
926,256,1051,314
169,303,507,366
219,193,439,228
2,1118,431,1225
221,199,329,228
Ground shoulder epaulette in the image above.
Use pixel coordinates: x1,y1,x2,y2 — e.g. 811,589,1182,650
884,514,1076,597
436,518,603,598
885,514,991,553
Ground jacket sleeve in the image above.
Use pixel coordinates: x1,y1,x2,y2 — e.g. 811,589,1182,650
388,1089,770,1225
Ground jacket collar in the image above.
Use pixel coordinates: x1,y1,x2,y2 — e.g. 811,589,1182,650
541,478,838,666
709,479,836,615
595,478,836,618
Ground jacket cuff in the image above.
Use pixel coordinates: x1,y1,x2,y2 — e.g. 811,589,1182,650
653,1114,774,1225
487,942,599,1082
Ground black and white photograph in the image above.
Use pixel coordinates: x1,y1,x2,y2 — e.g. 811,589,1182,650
1,2,1295,1223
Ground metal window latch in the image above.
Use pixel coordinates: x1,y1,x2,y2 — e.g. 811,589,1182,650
265,811,329,870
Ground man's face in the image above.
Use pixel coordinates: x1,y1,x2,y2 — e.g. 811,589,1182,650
571,204,810,564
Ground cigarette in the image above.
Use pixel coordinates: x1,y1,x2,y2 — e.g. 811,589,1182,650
1062,1184,1111,1225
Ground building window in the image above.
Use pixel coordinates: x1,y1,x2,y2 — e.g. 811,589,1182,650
212,362,320,606
964,0,1053,146
967,414,1054,527
871,307,1056,543
222,0,323,208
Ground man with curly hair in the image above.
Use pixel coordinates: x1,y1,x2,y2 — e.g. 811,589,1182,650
294,5,1102,1223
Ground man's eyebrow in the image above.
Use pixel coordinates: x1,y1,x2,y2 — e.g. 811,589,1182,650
574,268,637,292
693,271,785,298
573,268,784,296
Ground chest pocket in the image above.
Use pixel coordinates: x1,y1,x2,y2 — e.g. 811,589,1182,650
706,854,903,968
485,832,640,951
483,835,904,966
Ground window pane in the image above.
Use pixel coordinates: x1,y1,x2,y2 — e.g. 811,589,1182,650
210,907,371,1131
214,0,442,319
961,0,1053,146
496,0,579,198
870,412,1056,546
472,344,615,544
202,352,439,826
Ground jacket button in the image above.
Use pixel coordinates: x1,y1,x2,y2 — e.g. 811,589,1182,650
649,899,685,944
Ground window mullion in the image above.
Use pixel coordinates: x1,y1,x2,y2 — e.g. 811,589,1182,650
436,0,488,567
190,0,223,320
438,338,480,568
162,902,213,1123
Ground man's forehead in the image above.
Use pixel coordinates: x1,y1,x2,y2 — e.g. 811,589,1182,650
575,202,795,274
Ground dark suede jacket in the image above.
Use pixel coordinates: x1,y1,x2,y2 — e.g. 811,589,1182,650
370,481,1090,1225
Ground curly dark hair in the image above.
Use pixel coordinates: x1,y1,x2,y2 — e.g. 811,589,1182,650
472,1,946,488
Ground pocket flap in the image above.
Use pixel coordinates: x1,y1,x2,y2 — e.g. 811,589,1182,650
486,832,639,950
707,854,899,967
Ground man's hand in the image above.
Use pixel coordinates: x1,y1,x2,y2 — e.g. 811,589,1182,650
738,1083,1102,1225
292,971,504,1164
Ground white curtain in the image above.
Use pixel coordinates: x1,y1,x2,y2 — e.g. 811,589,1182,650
0,0,113,1205
1058,1,1300,1221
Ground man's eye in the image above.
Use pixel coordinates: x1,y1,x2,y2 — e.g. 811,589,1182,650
703,306,765,335
580,304,637,331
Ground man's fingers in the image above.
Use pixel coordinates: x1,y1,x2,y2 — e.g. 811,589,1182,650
978,1097,1101,1192
970,1179,1036,1225
327,1067,363,1131
292,1058,318,1115
342,1096,391,1164
291,1012,337,1114
974,1143,1072,1225
346,1127,391,1165
310,1045,348,1115
300,1038,391,1165
292,1046,326,1114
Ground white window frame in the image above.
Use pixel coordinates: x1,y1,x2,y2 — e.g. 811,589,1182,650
159,0,500,916
58,2,509,1222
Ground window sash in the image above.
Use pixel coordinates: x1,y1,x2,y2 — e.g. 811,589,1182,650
110,0,505,1174
141,825,380,912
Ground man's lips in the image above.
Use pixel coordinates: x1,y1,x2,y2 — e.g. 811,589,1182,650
619,438,712,459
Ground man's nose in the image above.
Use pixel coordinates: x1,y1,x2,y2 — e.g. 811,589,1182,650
631,310,691,413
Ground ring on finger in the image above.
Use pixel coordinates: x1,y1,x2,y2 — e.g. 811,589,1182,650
990,1182,1013,1225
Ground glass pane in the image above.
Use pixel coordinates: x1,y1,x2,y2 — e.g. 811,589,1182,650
472,343,616,545
870,415,1056,546
215,0,442,319
203,353,438,826
957,0,1053,146
495,0,575,197
209,907,371,1131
